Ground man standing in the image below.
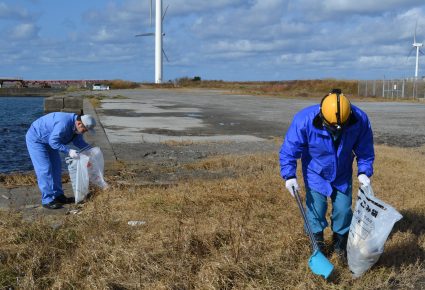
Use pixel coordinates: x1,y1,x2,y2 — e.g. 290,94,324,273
279,89,374,258
26,113,96,209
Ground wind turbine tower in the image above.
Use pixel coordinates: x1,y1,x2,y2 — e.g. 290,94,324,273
155,0,163,84
136,0,168,84
410,22,424,78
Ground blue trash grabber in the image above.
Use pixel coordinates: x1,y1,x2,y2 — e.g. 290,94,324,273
293,187,334,279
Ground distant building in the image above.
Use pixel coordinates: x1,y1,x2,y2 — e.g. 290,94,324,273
92,84,110,91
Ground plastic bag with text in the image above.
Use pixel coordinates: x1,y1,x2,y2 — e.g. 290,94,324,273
347,185,402,278
67,155,90,204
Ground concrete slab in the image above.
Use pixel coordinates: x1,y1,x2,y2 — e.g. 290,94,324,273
104,130,264,143
64,96,83,109
90,88,425,148
96,95,271,145
0,183,74,211
44,97,63,113
83,99,116,163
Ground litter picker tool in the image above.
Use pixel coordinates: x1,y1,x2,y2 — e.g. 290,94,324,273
293,187,334,279
78,144,92,154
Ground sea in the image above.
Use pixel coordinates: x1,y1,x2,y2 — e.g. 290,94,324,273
0,97,44,173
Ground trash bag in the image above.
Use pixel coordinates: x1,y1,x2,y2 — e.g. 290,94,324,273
66,155,90,204
81,147,108,189
66,147,108,204
347,185,403,278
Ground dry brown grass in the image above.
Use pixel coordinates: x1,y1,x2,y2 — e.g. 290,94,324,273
107,80,139,90
144,79,425,103
0,174,37,188
0,145,424,289
156,79,359,99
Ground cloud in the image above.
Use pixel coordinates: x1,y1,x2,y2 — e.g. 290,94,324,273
92,27,114,42
0,2,33,20
2,0,425,81
9,23,38,39
322,0,423,14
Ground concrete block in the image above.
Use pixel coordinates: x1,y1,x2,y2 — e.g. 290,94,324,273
64,96,83,109
61,108,83,115
44,97,64,113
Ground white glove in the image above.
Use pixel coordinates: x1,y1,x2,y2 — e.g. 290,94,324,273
285,178,300,197
69,149,79,159
358,174,371,187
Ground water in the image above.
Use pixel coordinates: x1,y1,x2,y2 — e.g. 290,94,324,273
0,97,44,173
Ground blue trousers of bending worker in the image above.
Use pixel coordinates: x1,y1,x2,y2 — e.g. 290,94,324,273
305,185,353,236
26,131,64,205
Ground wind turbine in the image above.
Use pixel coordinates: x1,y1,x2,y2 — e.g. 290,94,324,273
408,21,424,78
136,0,169,84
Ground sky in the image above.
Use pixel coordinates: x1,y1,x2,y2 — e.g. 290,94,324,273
1,0,425,82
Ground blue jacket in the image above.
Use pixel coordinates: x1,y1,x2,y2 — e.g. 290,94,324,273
279,104,374,197
27,112,89,154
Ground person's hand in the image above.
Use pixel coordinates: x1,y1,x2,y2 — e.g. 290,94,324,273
285,178,300,197
358,174,371,187
69,149,79,159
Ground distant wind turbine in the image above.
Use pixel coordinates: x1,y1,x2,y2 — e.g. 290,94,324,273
408,21,424,78
136,0,169,84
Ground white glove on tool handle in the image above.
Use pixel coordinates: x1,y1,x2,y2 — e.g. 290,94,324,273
69,149,80,159
285,178,300,197
358,174,371,187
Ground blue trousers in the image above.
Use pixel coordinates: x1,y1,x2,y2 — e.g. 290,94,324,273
305,185,353,235
26,131,64,204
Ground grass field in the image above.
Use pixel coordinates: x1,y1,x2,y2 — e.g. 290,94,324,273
0,144,424,289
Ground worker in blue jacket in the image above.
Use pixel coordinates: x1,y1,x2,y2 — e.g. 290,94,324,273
279,89,374,258
26,112,96,209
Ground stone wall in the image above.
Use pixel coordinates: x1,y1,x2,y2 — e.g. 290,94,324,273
44,96,84,115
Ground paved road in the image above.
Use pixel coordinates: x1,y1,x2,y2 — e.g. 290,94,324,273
90,89,425,153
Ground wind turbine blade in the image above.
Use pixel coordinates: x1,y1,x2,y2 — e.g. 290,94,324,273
150,0,152,27
414,20,418,43
162,4,169,22
420,49,425,56
162,48,169,62
135,33,155,37
407,47,415,59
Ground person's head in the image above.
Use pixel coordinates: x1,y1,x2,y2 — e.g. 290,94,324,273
320,89,351,134
75,114,96,134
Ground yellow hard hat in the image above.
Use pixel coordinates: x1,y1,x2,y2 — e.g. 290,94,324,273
320,90,351,127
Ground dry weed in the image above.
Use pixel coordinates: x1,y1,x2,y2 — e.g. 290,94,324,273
0,145,424,289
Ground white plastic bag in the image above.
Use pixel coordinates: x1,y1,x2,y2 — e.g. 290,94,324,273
347,185,403,278
80,147,108,189
67,147,108,204
67,154,90,203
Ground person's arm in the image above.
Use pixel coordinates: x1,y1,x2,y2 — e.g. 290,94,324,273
48,123,71,154
279,116,307,180
72,134,90,151
353,114,375,178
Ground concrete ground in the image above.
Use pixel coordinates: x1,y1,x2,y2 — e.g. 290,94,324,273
1,88,425,220
91,88,425,155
